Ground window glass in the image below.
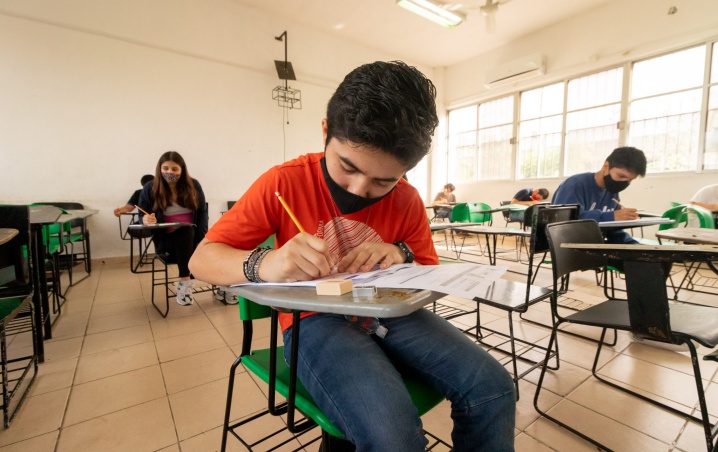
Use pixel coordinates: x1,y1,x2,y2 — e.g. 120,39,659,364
632,46,705,99
705,85,718,170
477,96,513,180
447,106,477,183
629,89,702,172
518,84,563,178
712,43,718,83
564,68,623,175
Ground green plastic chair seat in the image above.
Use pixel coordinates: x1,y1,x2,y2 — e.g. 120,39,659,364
0,297,24,320
243,346,445,440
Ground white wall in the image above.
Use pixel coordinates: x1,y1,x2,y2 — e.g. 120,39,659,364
437,0,718,222
0,0,424,258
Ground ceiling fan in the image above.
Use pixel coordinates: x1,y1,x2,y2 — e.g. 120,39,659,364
442,0,512,33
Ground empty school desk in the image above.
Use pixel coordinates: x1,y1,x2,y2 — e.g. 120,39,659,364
29,205,62,362
59,208,98,279
656,227,718,280
450,225,530,264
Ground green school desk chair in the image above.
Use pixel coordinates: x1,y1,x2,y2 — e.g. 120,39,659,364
0,205,39,427
221,237,449,451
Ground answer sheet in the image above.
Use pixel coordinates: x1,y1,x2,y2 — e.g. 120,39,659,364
233,263,507,301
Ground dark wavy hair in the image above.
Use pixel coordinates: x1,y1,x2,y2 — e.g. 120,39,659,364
325,61,439,169
152,151,198,211
606,146,647,177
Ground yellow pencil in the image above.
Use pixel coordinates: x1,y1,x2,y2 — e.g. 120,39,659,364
134,205,152,216
611,198,626,208
275,192,306,233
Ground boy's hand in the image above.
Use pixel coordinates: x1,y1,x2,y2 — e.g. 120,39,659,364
614,208,638,221
258,233,335,282
337,242,406,274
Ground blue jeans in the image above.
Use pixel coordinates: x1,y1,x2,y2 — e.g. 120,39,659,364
283,309,515,452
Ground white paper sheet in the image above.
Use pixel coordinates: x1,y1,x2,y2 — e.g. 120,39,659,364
232,263,507,300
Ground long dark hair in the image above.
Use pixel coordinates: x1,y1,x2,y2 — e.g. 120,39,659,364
152,151,198,211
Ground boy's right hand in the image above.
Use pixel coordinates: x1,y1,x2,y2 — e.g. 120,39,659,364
614,208,638,221
258,233,335,282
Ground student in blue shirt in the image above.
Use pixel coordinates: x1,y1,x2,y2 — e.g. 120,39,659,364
552,146,646,244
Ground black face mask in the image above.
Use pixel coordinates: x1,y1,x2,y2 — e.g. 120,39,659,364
320,157,393,215
603,173,630,194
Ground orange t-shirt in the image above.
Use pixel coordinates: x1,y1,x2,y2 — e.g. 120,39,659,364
206,152,438,331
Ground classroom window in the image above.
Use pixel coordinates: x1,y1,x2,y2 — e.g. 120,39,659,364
477,96,514,180
628,46,706,173
564,68,622,176
705,43,718,170
447,106,477,183
518,83,563,179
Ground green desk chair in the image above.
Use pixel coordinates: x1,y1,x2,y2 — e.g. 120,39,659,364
221,238,449,451
36,202,92,281
468,202,493,225
0,205,39,427
673,205,716,297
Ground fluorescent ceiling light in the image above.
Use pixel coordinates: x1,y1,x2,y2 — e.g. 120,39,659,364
396,0,465,28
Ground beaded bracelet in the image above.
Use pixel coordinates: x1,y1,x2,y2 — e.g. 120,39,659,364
243,247,272,283
251,248,272,283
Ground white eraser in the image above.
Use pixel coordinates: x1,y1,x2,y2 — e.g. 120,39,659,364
316,279,353,296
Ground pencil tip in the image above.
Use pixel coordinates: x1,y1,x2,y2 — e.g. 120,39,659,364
274,192,281,198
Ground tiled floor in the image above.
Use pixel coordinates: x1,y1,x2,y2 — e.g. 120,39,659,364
0,235,717,451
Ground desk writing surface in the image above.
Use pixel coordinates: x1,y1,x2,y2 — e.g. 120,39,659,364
0,229,18,246
598,218,673,229
562,243,718,262
29,205,62,224
224,286,444,318
64,209,99,220
451,225,530,238
655,228,718,245
128,222,193,229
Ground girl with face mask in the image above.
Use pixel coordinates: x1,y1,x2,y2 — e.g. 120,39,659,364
137,151,208,306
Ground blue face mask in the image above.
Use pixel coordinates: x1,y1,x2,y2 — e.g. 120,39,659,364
320,157,393,215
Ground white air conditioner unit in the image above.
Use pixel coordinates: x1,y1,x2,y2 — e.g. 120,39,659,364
484,53,546,88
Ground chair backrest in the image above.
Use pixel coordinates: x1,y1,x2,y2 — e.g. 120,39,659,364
227,200,236,210
499,200,511,220
545,219,607,280
686,205,715,229
36,202,84,228
450,203,470,223
659,205,688,231
0,205,32,295
468,202,492,224
528,204,580,255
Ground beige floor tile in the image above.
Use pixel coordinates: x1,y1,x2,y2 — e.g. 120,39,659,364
74,341,158,384
150,313,213,340
204,305,243,327
46,318,88,341
57,398,176,452
39,337,84,362
93,285,144,305
28,356,78,397
516,379,561,430
523,358,591,397
598,354,709,410
0,430,58,452
146,299,205,322
155,328,227,363
540,398,669,451
514,432,555,452
81,323,154,356
156,444,180,452
169,374,267,440
161,347,236,394
85,309,149,335
63,365,166,426
214,322,244,346
567,379,685,445
675,419,713,452
0,388,69,447
525,416,610,452
89,299,146,319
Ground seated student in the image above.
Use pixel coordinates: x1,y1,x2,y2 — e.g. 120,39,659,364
689,183,718,211
552,146,646,244
510,187,549,206
431,183,456,220
138,151,207,305
114,174,154,217
189,61,515,451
